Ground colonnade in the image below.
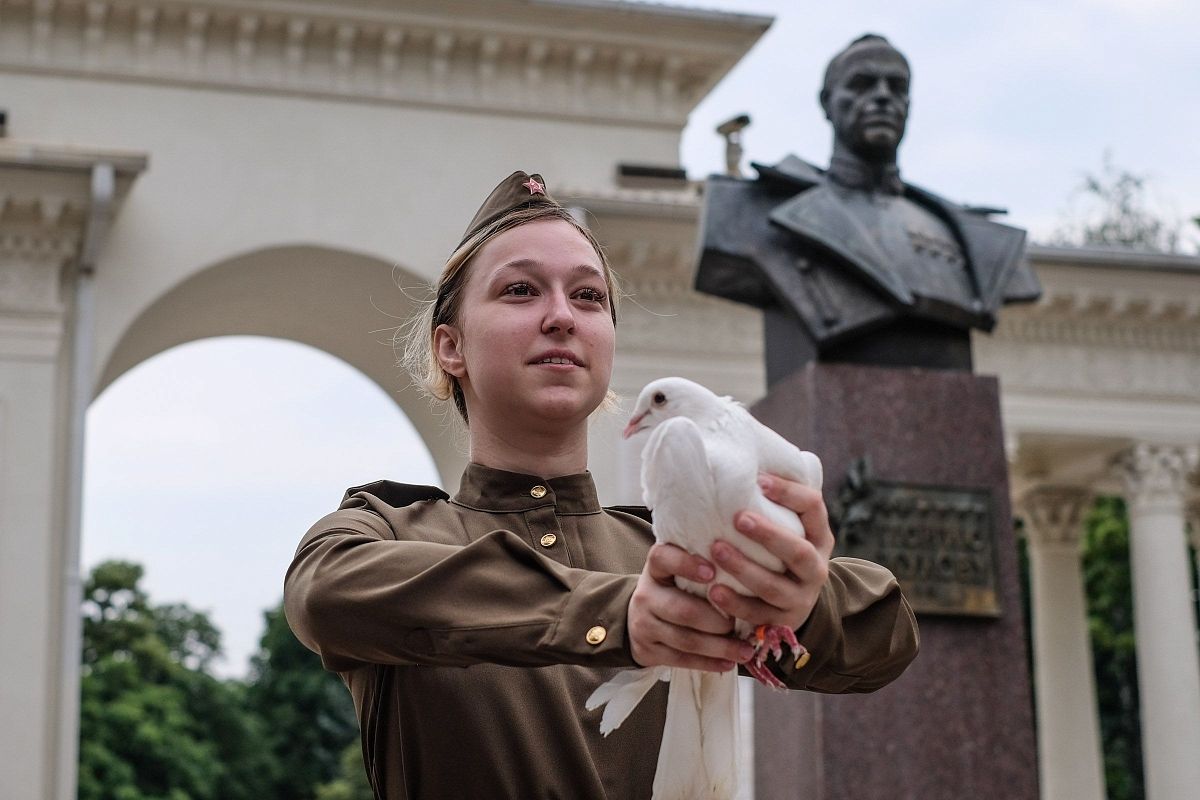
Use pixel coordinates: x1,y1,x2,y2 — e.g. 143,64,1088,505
1023,443,1200,800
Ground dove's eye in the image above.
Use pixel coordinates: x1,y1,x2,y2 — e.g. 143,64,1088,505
652,392,666,406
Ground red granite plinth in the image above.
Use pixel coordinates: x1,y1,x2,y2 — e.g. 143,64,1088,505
751,362,1038,800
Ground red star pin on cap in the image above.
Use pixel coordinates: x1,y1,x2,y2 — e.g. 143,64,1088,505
457,171,554,250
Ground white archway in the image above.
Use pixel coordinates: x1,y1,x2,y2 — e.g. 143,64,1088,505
98,244,468,488
83,333,442,679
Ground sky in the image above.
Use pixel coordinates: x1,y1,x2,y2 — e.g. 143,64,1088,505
677,0,1200,246
81,0,1200,678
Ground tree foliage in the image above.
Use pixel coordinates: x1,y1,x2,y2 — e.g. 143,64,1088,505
1080,498,1144,800
245,606,363,799
78,561,277,800
314,745,376,800
77,561,366,800
1053,152,1197,253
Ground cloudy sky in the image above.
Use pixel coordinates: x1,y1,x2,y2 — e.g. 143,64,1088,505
678,0,1200,244
82,0,1200,677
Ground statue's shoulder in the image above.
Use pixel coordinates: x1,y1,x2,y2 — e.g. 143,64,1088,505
904,181,1015,233
751,154,826,191
701,154,825,215
905,180,1027,258
904,180,1037,307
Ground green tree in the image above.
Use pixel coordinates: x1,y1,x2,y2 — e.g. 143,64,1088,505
245,605,362,799
77,561,277,800
1081,498,1144,800
314,744,375,800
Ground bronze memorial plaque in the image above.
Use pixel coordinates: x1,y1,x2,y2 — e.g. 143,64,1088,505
833,458,1001,617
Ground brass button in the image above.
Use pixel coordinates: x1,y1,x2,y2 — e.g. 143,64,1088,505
540,532,558,547
530,485,548,499
795,651,811,669
585,625,607,646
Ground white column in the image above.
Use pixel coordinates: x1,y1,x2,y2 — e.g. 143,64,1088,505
1021,486,1106,800
0,144,144,800
0,207,73,800
1117,443,1200,800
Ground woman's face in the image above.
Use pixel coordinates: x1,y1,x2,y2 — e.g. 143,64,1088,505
435,218,616,429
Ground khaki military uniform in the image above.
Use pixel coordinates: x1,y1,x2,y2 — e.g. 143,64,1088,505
285,463,918,799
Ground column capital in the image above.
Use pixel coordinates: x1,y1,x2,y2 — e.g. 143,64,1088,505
1021,485,1092,551
0,141,145,359
1116,443,1199,512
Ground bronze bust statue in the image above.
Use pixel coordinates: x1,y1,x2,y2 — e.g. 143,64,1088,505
695,34,1041,385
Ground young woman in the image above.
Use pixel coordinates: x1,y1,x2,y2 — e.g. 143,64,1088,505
284,172,918,799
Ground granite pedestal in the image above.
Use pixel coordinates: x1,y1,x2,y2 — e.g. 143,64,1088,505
751,362,1038,800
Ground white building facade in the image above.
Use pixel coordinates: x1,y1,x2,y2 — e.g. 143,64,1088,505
1,1,1197,799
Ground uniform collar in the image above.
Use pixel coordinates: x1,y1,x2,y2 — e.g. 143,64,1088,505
827,154,904,196
452,462,602,515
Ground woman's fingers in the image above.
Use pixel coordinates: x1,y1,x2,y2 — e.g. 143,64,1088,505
706,583,781,625
645,542,716,585
645,614,753,666
648,580,735,635
708,537,807,621
703,476,834,629
635,643,740,674
630,547,751,671
758,474,835,557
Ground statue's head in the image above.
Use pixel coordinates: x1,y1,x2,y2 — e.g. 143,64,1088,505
819,34,911,162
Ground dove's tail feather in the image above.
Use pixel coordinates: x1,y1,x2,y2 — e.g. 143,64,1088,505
698,669,740,797
585,667,669,736
652,669,739,800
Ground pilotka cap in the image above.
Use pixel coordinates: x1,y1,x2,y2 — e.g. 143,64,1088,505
457,170,559,250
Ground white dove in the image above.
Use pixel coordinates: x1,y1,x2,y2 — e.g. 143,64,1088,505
585,376,823,800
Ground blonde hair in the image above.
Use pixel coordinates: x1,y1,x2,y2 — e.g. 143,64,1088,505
401,205,621,424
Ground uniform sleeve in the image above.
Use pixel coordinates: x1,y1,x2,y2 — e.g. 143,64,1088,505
283,508,640,672
770,557,919,693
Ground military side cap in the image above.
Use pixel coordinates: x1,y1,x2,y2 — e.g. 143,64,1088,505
457,170,559,250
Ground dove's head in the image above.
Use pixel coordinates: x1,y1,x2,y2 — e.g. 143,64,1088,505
623,377,724,438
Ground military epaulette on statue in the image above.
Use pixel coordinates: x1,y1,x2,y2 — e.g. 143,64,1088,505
751,154,824,190
342,480,450,508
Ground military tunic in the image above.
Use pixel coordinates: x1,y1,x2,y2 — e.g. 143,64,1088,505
285,463,919,800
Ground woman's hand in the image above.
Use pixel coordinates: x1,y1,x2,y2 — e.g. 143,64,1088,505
627,544,756,673
706,474,835,632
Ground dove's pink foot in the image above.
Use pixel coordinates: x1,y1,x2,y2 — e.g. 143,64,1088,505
744,624,808,690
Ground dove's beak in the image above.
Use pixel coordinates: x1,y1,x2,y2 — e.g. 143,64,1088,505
623,412,648,439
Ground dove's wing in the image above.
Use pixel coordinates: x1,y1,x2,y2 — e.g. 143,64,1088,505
745,410,823,490
641,417,726,577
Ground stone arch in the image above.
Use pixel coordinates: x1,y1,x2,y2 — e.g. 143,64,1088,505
97,244,466,486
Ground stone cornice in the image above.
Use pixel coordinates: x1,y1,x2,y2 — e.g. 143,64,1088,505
0,140,145,268
989,254,1200,356
990,312,1200,353
0,0,769,128
0,141,149,175
1028,244,1200,275
561,185,702,220
0,141,146,352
